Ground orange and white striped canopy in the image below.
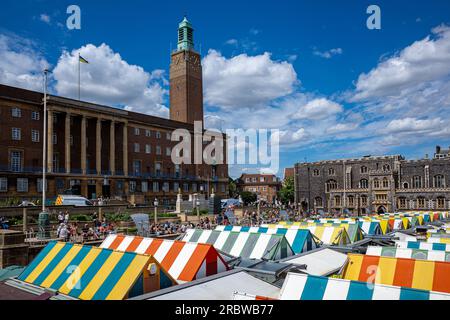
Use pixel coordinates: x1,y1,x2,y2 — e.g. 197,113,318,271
100,235,229,283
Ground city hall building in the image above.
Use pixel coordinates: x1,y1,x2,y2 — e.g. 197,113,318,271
294,146,450,214
0,17,228,206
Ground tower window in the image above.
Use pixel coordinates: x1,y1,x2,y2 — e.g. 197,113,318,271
187,29,193,42
178,29,184,42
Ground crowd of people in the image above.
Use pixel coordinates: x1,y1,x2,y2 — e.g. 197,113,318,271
148,216,213,236
55,211,116,243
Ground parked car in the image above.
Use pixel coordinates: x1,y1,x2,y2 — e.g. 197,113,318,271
55,195,93,207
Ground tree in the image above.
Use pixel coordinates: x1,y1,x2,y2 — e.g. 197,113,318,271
239,191,257,205
278,177,295,205
228,177,239,198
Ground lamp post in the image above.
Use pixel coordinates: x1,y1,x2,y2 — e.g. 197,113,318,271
153,198,158,228
38,69,50,239
196,199,201,223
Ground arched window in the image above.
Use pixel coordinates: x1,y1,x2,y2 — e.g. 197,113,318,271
361,195,368,206
417,197,426,209
360,166,368,174
313,169,320,177
398,197,407,209
382,164,390,172
434,175,445,188
334,195,341,207
373,178,380,189
359,179,368,189
413,176,422,188
437,197,446,209
403,182,409,189
326,180,338,192
382,177,389,188
347,196,354,207
328,168,335,176
315,197,323,207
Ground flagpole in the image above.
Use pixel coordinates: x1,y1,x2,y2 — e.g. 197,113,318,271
42,69,48,213
78,53,81,100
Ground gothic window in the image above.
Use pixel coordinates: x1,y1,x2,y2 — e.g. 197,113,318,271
413,176,422,189
437,197,446,209
328,168,335,176
403,182,409,189
313,169,320,177
348,196,354,207
334,196,341,207
359,179,368,189
417,197,426,209
315,197,323,207
373,178,380,189
433,175,445,188
361,195,368,206
398,197,407,209
382,164,390,172
382,178,389,188
361,166,368,174
326,180,338,192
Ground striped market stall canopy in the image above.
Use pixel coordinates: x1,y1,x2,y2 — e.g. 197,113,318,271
428,237,450,244
261,224,351,246
358,221,383,235
343,253,450,293
100,235,229,283
277,272,450,300
366,246,450,262
215,226,318,254
182,229,295,260
395,241,450,252
16,241,176,300
277,222,363,243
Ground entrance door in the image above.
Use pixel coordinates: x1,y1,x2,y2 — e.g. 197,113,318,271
102,185,111,198
87,185,96,200
377,206,387,214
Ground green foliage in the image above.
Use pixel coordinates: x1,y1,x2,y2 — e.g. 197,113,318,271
239,191,257,205
278,177,295,204
228,178,238,198
105,212,132,222
71,215,92,222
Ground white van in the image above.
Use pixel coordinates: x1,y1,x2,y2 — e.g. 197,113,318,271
55,195,93,207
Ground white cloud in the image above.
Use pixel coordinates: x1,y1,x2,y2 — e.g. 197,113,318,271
384,117,443,134
352,25,450,101
0,33,49,91
225,39,238,46
313,47,343,59
40,14,51,24
249,28,260,35
202,49,298,109
53,43,168,117
292,98,343,120
326,123,359,134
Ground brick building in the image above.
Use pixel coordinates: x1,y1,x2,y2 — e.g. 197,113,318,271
0,17,228,206
237,174,281,204
294,146,450,214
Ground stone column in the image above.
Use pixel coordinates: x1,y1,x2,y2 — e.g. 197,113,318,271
65,113,71,174
123,123,128,176
110,121,115,175
47,110,54,173
81,115,87,175
96,118,102,175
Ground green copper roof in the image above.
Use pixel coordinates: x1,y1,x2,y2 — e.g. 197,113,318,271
177,16,194,51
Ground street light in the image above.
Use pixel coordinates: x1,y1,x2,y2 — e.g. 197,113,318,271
196,199,201,223
38,69,50,239
153,198,159,229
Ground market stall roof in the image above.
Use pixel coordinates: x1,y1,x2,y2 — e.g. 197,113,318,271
14,241,176,300
215,226,318,254
395,241,450,252
100,235,229,283
366,246,450,262
280,248,348,276
261,224,351,246
182,229,294,260
343,253,450,293
278,272,450,300
130,269,280,300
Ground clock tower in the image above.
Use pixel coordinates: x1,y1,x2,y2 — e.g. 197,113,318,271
170,17,204,124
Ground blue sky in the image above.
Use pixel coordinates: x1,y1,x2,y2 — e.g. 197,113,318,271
1,0,450,178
